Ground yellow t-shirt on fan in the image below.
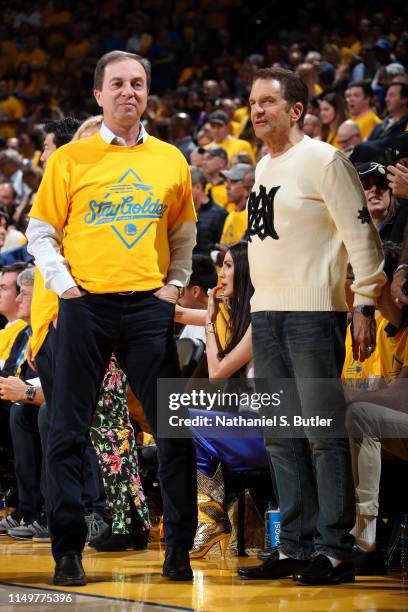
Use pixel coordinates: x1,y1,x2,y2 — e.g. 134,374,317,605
220,210,248,245
30,133,197,294
0,319,28,365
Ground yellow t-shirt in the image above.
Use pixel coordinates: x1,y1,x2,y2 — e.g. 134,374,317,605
220,210,247,245
30,267,59,357
206,181,229,209
30,133,197,293
206,136,255,163
0,96,24,138
353,111,382,140
0,319,28,364
327,129,341,150
342,316,408,389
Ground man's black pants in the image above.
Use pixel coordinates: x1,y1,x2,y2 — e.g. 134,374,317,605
47,290,197,560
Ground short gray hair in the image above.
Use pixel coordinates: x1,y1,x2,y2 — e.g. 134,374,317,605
0,149,21,167
190,166,207,189
17,267,35,287
94,51,151,91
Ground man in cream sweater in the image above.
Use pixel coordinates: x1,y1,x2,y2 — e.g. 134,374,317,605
238,68,386,586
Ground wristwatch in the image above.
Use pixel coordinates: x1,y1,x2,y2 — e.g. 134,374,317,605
354,305,375,316
206,322,216,334
24,385,36,402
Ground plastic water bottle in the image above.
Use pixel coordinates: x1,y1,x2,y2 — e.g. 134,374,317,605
401,514,408,578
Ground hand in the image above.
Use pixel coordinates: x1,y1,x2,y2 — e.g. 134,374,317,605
206,284,222,323
154,284,179,304
391,270,408,307
212,244,228,266
0,376,29,402
26,343,37,372
61,286,86,299
387,162,408,199
351,311,377,362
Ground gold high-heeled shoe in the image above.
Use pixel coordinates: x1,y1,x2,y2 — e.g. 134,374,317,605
190,466,231,559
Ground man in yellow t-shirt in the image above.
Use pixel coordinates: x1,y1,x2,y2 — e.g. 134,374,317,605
201,146,229,209
206,110,255,163
26,51,197,586
0,263,28,367
219,163,252,246
346,81,382,140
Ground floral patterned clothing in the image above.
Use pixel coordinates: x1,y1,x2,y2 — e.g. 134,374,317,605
90,354,150,534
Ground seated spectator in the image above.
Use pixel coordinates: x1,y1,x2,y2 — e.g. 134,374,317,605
0,205,26,253
13,165,43,232
0,266,48,538
175,242,254,557
303,113,322,140
344,243,407,574
201,147,229,209
346,80,383,140
0,150,30,204
18,131,43,167
337,120,363,156
368,82,408,151
356,162,398,238
219,164,253,246
169,112,196,162
191,166,228,256
319,92,346,148
0,263,29,368
178,254,218,343
206,110,255,163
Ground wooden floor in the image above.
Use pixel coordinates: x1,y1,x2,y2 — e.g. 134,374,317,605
0,537,407,612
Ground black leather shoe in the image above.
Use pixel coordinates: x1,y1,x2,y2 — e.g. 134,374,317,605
238,556,309,580
89,525,149,552
162,545,193,581
293,554,355,585
53,554,87,586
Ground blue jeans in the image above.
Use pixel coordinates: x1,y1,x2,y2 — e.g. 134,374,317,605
252,311,355,561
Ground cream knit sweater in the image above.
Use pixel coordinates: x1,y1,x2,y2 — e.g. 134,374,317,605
247,136,386,312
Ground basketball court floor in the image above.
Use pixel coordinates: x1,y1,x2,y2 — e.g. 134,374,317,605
0,538,406,611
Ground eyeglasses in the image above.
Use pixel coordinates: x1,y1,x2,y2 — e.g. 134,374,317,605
361,177,388,191
338,135,355,147
17,291,32,300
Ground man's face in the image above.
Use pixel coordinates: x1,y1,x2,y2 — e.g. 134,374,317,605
209,122,229,143
178,285,206,309
40,133,57,166
202,153,226,177
0,272,18,318
94,58,148,128
249,79,293,142
347,86,370,116
0,159,16,178
0,183,15,207
16,283,33,322
385,84,407,115
191,181,205,209
226,178,245,204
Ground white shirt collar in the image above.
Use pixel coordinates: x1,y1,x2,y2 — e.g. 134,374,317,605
100,122,148,146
